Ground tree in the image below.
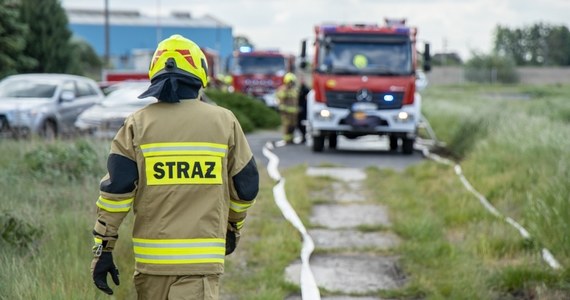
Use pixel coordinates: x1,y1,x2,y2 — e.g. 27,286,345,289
19,0,73,73
493,23,570,66
67,38,103,78
0,0,36,78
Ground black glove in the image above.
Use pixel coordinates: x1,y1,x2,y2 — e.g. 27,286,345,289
225,222,241,255
91,252,120,295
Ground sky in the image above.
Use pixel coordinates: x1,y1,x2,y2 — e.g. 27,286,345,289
61,0,570,61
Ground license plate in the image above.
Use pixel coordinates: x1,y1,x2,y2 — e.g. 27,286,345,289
352,102,377,111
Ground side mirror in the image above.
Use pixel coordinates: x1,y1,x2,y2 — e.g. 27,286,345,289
423,43,432,72
60,90,75,102
300,40,307,59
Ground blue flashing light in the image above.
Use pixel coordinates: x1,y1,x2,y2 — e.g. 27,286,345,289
384,95,394,102
239,46,253,53
322,25,337,33
395,27,410,34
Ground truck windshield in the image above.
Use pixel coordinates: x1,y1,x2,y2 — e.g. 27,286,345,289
0,79,58,99
319,40,413,75
234,56,287,75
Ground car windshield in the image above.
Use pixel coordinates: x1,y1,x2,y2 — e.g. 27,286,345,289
318,39,413,75
233,56,286,75
0,78,59,99
101,84,155,107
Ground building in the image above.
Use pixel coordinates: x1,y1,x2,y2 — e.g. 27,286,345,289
66,8,233,71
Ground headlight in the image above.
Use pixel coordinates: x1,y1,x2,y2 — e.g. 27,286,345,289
17,109,40,121
319,109,331,118
393,112,414,123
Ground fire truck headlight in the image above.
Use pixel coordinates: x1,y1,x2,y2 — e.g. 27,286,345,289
394,111,413,123
319,109,332,118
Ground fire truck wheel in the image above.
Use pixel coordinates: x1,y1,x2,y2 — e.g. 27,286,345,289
312,135,325,152
402,137,414,155
328,134,338,149
389,136,399,151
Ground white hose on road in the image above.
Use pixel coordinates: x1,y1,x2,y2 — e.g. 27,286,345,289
262,142,321,300
416,120,562,270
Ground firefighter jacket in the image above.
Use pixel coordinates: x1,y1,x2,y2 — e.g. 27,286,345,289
92,98,259,276
276,85,299,115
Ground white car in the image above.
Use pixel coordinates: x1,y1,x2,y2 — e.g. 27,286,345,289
75,82,155,139
0,74,104,138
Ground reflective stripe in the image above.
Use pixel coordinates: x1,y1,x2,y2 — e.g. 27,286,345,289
132,238,225,265
236,219,245,230
96,197,133,213
94,237,102,245
230,200,255,213
141,142,228,158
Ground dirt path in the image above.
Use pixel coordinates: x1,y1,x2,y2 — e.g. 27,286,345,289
285,167,404,299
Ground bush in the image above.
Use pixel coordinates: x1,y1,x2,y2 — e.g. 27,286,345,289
23,139,101,180
205,90,280,132
465,53,519,84
0,212,42,249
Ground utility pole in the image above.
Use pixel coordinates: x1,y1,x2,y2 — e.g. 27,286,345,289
104,0,110,66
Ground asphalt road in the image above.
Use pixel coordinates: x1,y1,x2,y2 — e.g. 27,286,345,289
247,130,424,171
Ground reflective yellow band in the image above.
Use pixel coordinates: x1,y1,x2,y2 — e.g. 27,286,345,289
145,156,222,185
133,238,225,265
230,200,255,213
236,219,245,230
96,197,133,212
141,142,228,158
94,237,103,245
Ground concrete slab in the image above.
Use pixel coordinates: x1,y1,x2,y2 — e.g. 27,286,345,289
331,181,367,202
310,204,391,229
307,167,367,182
309,229,400,251
285,254,404,294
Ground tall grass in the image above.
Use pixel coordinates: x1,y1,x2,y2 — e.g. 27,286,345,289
374,84,570,298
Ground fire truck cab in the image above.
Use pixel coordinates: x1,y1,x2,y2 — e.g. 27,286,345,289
228,49,294,108
300,19,431,154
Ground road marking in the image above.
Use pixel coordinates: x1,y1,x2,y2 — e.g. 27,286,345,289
263,141,321,299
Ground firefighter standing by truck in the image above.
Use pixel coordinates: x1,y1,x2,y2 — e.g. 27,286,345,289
276,72,299,144
89,34,259,299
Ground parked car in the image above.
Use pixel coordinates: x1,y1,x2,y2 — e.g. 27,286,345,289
0,73,104,138
75,82,155,138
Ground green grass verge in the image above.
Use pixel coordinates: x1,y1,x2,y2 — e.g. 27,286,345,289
367,84,570,299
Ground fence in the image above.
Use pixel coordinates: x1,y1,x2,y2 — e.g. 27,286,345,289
427,66,570,85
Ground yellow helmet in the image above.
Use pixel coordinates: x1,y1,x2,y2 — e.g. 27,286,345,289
283,72,297,84
148,34,208,87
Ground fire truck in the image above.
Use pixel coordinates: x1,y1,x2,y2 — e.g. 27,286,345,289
101,48,220,92
300,19,431,154
227,49,294,108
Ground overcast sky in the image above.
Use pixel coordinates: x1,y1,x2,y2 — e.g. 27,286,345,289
61,0,570,60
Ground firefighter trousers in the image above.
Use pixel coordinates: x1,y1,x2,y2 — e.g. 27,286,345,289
134,272,220,300
280,113,298,143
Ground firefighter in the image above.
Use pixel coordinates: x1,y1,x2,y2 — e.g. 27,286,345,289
90,34,259,299
276,72,299,144
297,74,310,144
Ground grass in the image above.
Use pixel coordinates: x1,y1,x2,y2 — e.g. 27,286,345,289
366,84,570,299
2,83,570,299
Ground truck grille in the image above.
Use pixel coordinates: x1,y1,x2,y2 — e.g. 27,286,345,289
326,91,404,110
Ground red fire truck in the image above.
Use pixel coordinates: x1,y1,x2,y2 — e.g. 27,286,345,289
101,48,220,92
300,19,431,154
228,49,294,108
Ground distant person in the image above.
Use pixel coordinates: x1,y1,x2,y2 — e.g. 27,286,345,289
297,74,310,143
89,34,259,299
276,72,299,144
